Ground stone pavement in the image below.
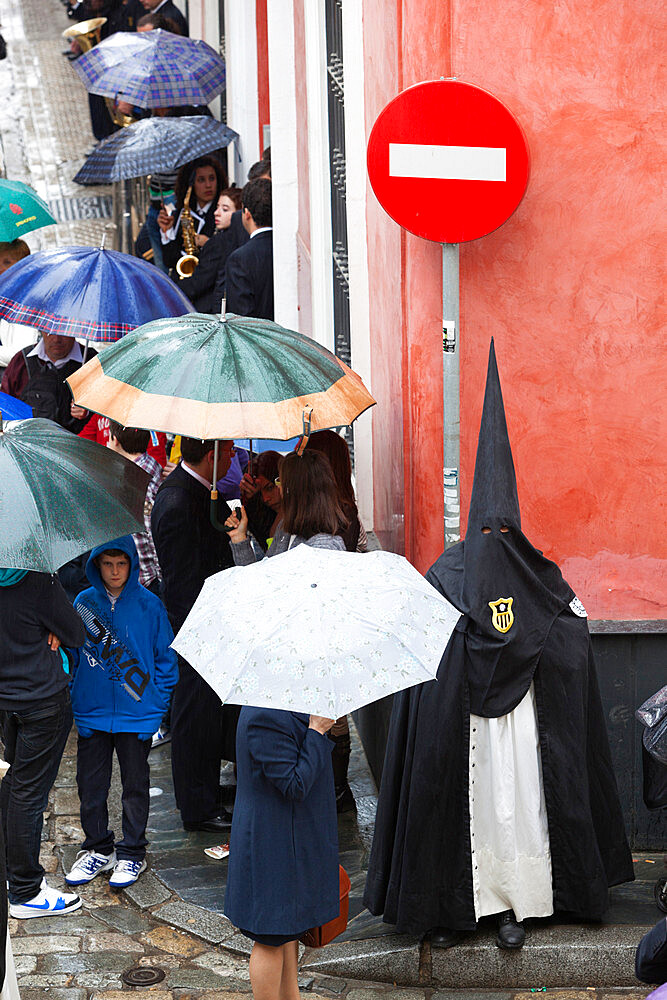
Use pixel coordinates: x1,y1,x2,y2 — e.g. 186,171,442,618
11,722,656,998
0,0,111,250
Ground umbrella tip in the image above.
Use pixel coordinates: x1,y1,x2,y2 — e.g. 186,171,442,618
99,233,107,251
220,297,226,322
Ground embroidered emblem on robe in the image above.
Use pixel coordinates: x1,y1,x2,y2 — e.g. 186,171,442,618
489,597,514,633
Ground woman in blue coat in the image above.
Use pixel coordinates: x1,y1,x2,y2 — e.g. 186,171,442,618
224,451,345,999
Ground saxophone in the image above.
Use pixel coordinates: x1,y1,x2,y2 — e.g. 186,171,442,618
176,186,199,279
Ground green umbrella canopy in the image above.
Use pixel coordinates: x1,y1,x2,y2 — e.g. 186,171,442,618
0,418,149,573
68,312,376,440
0,180,57,242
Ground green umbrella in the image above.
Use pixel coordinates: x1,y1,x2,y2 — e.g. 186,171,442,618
0,418,150,573
68,310,376,531
67,312,375,440
0,179,57,242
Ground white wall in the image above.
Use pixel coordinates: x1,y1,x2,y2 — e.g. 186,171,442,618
266,0,300,330
303,4,335,353
224,0,260,185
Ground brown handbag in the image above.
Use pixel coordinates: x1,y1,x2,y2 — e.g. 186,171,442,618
299,866,351,948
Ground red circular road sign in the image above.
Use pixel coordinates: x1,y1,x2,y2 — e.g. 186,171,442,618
367,80,530,243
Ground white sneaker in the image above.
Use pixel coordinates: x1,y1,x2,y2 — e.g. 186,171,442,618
65,849,116,885
108,858,147,889
151,726,171,749
10,882,82,919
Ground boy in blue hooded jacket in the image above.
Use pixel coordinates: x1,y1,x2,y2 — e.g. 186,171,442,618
64,536,178,890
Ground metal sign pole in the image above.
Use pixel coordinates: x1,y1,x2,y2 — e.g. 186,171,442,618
442,242,460,548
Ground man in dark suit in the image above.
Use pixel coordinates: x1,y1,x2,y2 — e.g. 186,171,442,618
182,215,249,314
225,178,273,320
139,0,189,35
636,917,667,984
151,437,234,832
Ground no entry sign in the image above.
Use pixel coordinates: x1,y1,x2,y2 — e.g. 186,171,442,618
367,80,530,243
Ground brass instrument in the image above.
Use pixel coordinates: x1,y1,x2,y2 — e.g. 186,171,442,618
62,17,107,53
176,186,199,279
108,101,137,129
63,19,135,128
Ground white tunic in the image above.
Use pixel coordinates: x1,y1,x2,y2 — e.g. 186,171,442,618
469,682,554,922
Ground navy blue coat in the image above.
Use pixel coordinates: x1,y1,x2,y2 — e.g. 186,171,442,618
224,708,339,936
225,229,274,320
636,917,667,984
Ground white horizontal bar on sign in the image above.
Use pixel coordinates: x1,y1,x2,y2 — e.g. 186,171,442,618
389,143,506,182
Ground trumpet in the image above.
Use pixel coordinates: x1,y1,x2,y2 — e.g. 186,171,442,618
176,186,199,279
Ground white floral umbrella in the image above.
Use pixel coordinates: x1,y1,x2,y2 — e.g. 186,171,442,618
172,545,460,717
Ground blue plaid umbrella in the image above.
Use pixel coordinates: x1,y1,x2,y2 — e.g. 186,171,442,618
0,245,194,343
73,29,226,109
74,115,238,186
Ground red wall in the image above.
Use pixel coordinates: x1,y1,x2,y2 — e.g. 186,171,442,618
364,0,666,619
256,0,270,153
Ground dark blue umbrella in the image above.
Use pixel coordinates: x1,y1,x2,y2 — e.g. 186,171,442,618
73,29,225,109
74,116,238,186
0,392,32,422
0,244,194,343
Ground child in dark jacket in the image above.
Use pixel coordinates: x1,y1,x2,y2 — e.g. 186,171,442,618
65,536,178,890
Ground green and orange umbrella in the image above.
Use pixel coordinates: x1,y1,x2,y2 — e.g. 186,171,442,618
67,312,375,441
67,311,376,527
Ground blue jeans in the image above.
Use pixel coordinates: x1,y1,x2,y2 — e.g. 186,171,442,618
76,730,151,862
146,195,176,274
0,690,73,903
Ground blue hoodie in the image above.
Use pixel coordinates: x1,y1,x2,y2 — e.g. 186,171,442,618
68,536,178,736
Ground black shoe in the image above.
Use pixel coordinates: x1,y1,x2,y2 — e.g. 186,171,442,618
183,811,232,833
336,784,357,814
429,926,464,948
496,910,525,949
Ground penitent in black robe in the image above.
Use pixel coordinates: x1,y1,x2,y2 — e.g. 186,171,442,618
363,602,635,934
363,339,634,935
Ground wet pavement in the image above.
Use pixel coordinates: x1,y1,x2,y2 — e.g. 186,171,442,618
0,0,111,252
15,725,658,998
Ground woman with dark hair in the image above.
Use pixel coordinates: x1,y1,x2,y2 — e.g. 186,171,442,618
175,188,247,313
236,450,282,553
223,450,342,1000
226,450,347,564
157,155,227,275
304,430,368,553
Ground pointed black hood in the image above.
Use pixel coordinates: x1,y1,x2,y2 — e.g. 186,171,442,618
427,339,576,717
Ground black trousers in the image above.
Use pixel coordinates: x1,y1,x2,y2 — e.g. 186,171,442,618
77,731,151,862
171,657,223,824
0,690,72,903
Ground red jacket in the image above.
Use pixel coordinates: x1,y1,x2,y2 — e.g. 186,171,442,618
79,413,167,466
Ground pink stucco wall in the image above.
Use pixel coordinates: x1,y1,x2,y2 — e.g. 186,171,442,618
363,0,665,618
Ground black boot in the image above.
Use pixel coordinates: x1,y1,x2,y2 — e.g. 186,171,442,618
496,909,525,949
331,732,356,813
429,926,464,948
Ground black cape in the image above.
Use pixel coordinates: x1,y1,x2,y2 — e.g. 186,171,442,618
363,340,634,934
